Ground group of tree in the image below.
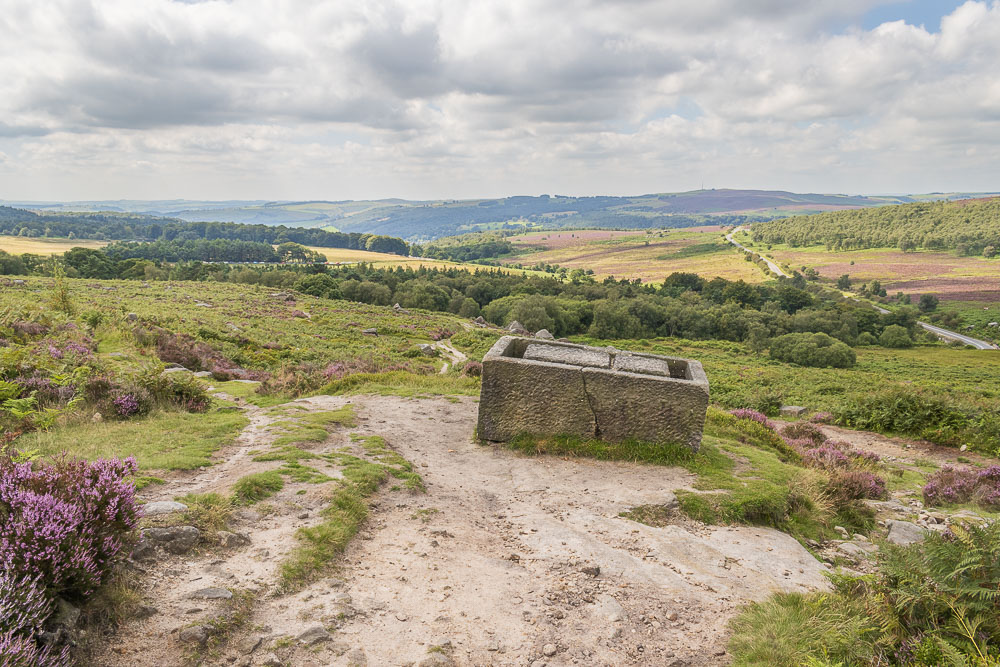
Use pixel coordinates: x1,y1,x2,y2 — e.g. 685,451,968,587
749,197,1000,257
0,206,411,255
2,242,927,360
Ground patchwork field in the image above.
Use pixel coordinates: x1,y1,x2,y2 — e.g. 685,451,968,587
502,226,765,283
735,232,1000,302
0,234,108,255
305,245,540,275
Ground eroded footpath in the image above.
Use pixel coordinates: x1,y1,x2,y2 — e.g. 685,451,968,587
95,396,831,667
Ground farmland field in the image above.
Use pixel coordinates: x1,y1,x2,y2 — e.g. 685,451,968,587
501,225,765,282
0,235,108,255
734,231,1000,302
306,245,542,276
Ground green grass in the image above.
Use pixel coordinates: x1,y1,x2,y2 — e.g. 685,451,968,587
19,408,248,470
320,370,480,397
209,380,287,407
231,471,285,505
280,435,424,589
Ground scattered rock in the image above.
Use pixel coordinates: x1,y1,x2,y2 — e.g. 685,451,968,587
486,639,500,652
542,643,558,657
507,320,529,335
417,344,438,356
193,370,213,378
238,635,264,655
217,531,250,548
233,509,262,523
779,405,809,418
91,412,103,423
836,542,875,558
133,605,159,620
345,648,368,666
591,594,624,622
126,313,138,322
142,500,188,517
580,565,601,577
290,309,309,318
474,316,488,326
393,303,411,315
419,654,455,667
834,525,850,538
362,328,378,336
178,625,209,645
52,599,80,631
260,653,283,667
886,520,926,546
143,526,200,555
188,587,233,600
297,625,332,645
534,328,554,339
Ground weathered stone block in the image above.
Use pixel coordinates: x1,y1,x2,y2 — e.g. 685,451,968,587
477,337,709,450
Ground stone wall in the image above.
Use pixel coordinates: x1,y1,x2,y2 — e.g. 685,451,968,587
477,336,709,450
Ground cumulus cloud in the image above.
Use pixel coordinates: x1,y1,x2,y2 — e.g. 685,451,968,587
0,0,998,199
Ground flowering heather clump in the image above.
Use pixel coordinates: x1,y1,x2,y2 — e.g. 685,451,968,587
112,393,141,417
430,328,455,341
63,341,91,357
0,631,70,667
923,465,1000,508
461,361,483,377
47,345,64,360
729,409,775,430
827,470,888,503
0,455,140,598
779,421,827,446
0,572,53,637
782,438,818,455
802,446,851,470
13,375,75,408
809,412,834,424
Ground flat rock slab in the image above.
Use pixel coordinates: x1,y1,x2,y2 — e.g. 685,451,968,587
612,353,674,377
188,587,233,600
780,405,809,418
886,520,926,545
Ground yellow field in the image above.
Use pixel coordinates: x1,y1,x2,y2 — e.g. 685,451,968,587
305,246,541,276
0,235,107,255
502,226,765,283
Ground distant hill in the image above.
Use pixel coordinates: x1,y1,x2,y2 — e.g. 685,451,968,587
750,196,1000,256
5,190,997,242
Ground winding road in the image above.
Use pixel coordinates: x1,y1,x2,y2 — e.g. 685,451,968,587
724,227,998,350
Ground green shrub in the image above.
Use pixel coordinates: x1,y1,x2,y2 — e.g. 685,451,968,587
769,332,856,369
835,387,968,445
879,324,913,348
857,331,877,346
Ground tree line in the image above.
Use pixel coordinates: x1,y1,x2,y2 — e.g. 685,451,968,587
750,197,1000,256
0,206,410,255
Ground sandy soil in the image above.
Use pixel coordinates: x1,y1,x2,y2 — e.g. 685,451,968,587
94,396,832,667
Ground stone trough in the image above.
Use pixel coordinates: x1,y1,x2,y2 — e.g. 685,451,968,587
477,336,709,450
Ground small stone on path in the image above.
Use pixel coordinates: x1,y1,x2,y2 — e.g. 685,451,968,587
142,501,187,517
188,587,232,600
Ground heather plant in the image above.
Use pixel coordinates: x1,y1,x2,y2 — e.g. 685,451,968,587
0,572,53,639
0,454,141,599
923,465,1000,509
827,470,888,504
729,408,776,430
779,421,827,446
802,446,850,470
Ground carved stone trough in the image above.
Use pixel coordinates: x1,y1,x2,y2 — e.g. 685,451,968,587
477,336,710,450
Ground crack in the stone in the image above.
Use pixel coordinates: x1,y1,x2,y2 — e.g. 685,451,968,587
580,369,602,440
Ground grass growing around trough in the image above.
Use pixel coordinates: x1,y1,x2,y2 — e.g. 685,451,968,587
320,370,481,397
279,435,424,590
19,407,248,470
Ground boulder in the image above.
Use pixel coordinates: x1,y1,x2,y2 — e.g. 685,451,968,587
474,316,488,326
143,525,201,554
886,520,926,545
217,531,250,548
142,500,188,517
362,328,378,336
178,625,209,645
534,328,554,339
779,405,809,418
507,320,530,335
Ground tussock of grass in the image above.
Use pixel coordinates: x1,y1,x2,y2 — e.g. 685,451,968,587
175,492,233,536
19,408,248,470
231,471,284,505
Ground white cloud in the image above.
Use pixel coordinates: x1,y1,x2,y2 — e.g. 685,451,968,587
0,0,998,199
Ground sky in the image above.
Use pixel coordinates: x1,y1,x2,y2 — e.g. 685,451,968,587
1,0,998,201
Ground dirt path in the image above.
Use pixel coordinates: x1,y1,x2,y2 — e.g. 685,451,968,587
96,396,831,667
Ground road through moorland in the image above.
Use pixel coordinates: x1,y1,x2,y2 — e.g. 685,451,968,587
724,227,998,350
